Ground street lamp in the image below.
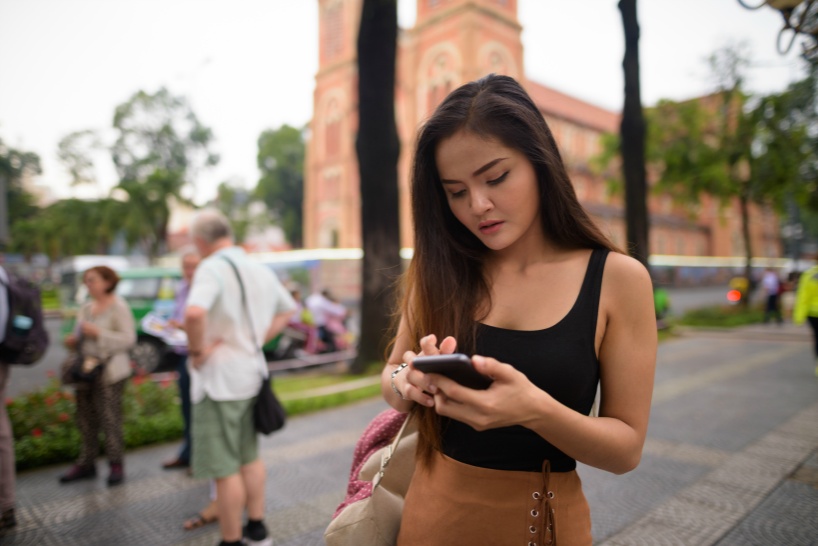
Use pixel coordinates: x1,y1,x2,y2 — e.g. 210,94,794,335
738,0,818,58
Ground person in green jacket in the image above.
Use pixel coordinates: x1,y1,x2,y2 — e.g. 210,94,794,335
792,263,818,376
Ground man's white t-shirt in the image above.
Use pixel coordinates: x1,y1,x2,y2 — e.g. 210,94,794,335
186,246,296,403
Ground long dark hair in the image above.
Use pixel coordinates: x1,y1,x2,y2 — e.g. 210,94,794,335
397,74,621,464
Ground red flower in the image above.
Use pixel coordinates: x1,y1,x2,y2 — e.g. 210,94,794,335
5,398,12,407
132,375,145,386
58,412,70,422
46,370,56,378
44,396,56,406
32,428,42,437
160,379,172,389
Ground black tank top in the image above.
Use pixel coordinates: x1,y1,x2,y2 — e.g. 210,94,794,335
440,248,609,472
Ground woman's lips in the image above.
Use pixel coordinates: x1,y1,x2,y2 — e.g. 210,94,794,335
478,220,503,234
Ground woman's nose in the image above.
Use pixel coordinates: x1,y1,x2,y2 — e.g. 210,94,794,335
471,191,494,213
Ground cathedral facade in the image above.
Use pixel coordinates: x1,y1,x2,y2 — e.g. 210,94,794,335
303,0,780,264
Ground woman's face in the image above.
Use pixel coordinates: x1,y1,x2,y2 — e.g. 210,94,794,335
83,271,111,300
435,130,543,253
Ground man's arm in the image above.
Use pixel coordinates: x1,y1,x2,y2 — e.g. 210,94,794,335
185,305,208,369
264,310,296,345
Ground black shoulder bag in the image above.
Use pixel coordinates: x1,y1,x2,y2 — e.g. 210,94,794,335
222,256,286,435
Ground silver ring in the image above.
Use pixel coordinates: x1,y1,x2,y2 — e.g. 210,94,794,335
390,363,409,400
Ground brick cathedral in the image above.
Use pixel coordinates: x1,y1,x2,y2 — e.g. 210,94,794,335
303,0,780,265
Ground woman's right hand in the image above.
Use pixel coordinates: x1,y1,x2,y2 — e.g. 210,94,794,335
64,334,77,349
397,334,458,407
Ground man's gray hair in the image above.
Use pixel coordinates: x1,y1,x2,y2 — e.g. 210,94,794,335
191,209,233,244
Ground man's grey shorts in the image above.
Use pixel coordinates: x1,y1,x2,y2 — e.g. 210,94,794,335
191,395,258,479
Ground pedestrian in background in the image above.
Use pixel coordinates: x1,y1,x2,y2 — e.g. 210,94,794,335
162,248,201,470
0,260,16,530
59,266,136,486
793,260,818,376
383,74,657,545
305,288,347,353
761,267,783,325
185,209,295,546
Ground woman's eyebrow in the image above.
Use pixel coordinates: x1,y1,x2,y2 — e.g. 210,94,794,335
441,157,507,184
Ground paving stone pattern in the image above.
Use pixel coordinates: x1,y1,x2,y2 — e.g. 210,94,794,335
2,324,817,545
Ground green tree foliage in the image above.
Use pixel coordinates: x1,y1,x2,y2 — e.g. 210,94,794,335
216,181,257,243
0,137,42,248
354,0,401,372
10,198,126,260
57,129,102,187
255,125,305,247
111,87,219,259
751,69,817,212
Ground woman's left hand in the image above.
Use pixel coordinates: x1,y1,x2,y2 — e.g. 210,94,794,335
79,322,100,339
429,355,548,431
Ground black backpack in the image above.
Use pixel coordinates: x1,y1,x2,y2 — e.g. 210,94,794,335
0,271,49,365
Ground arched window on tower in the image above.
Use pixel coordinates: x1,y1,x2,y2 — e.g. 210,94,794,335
427,53,455,113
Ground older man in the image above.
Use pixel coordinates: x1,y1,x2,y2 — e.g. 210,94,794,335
184,209,295,546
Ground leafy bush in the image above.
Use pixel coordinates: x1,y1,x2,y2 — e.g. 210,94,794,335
10,374,182,471
675,303,765,328
9,367,384,471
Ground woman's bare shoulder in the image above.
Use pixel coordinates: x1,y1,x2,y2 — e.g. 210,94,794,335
602,252,654,304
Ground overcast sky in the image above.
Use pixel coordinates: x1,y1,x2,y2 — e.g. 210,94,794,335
0,0,808,205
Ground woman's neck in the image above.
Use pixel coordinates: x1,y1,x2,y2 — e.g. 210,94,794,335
93,293,115,307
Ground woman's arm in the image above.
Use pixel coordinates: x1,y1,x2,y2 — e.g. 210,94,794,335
94,298,137,354
526,254,656,473
381,315,419,413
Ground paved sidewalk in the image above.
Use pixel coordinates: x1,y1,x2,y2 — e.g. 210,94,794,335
2,323,817,545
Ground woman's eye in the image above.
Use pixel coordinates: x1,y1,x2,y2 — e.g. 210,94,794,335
488,172,509,185
449,189,466,198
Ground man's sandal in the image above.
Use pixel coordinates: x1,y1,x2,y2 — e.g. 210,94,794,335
183,511,217,531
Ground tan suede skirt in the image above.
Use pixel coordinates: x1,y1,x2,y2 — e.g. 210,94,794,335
397,452,592,546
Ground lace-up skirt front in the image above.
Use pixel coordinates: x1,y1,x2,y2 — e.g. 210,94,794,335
397,452,592,546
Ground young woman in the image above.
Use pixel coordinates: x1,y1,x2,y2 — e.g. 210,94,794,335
382,74,657,545
60,266,136,486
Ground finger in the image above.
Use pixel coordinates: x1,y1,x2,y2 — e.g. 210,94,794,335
471,355,504,379
402,350,419,365
438,336,458,354
419,334,439,355
403,382,435,407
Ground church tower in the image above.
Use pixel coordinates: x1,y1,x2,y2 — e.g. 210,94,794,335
304,0,363,249
304,0,525,249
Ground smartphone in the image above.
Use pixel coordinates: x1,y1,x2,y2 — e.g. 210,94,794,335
412,353,493,390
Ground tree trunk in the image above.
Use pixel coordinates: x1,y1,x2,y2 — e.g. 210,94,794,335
353,0,401,373
739,186,754,304
619,0,650,270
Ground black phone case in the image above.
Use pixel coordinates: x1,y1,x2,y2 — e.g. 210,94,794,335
412,353,492,390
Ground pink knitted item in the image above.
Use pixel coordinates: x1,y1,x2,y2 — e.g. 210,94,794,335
332,409,408,518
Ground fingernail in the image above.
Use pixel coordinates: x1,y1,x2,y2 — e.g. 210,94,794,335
425,398,435,407
428,384,438,394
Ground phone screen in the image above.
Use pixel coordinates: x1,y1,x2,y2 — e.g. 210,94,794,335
412,353,492,390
